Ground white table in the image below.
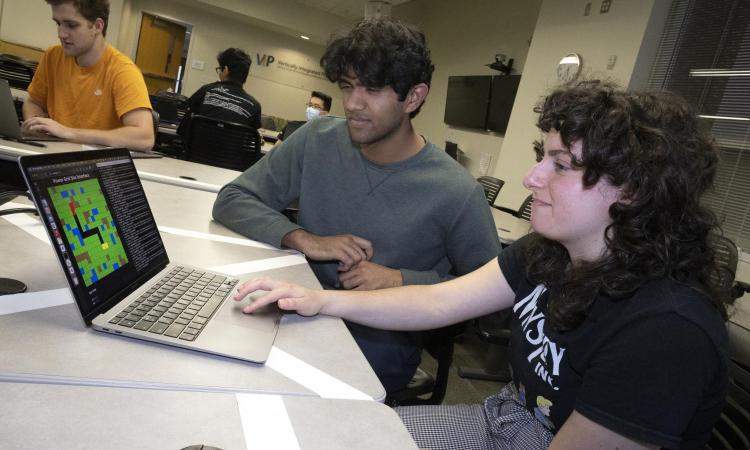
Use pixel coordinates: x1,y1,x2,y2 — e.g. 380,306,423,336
0,183,385,401
491,206,531,245
0,381,416,450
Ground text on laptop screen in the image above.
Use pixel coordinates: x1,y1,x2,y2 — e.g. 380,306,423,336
26,153,169,316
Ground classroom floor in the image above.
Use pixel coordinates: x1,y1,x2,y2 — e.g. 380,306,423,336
418,328,507,406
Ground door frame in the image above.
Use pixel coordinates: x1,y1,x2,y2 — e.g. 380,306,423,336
133,11,194,94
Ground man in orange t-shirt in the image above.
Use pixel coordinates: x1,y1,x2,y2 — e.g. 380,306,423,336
23,0,154,152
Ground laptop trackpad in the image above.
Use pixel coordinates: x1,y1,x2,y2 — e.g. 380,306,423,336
214,298,280,328
197,299,280,363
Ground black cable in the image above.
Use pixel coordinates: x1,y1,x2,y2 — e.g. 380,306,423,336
0,190,31,200
0,208,38,216
0,190,37,216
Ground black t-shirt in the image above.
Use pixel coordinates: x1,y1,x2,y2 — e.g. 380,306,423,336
499,235,728,449
179,81,261,134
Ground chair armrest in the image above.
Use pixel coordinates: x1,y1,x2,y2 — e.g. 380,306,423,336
492,205,518,217
732,281,750,300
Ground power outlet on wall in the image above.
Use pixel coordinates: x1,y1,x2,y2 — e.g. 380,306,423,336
191,60,205,70
607,55,617,70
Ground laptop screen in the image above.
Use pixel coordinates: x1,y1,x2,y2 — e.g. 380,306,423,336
20,148,169,323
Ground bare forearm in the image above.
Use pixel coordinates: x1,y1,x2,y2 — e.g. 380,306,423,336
281,228,310,252
317,283,455,331
22,100,46,120
320,261,508,330
239,259,512,329
69,126,154,152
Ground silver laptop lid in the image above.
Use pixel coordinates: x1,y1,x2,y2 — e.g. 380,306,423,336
0,78,23,139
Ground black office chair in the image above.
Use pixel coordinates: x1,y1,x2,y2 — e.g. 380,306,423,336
457,310,512,383
182,115,263,171
0,54,36,90
477,176,504,206
494,194,533,221
150,109,160,150
278,120,305,141
711,235,750,304
707,318,750,450
459,193,533,383
282,199,300,224
386,323,465,406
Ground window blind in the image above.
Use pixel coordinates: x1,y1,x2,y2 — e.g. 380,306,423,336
645,0,750,251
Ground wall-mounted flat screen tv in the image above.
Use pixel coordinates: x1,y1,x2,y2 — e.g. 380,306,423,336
444,76,491,130
444,74,521,134
486,74,521,133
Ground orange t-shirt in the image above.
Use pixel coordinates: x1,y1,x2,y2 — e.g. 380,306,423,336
28,44,151,130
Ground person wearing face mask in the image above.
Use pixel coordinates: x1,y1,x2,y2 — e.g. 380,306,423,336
278,91,332,141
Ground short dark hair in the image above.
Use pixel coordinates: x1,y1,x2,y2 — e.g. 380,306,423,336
311,90,332,112
526,80,725,331
217,48,251,84
320,19,434,118
46,0,109,36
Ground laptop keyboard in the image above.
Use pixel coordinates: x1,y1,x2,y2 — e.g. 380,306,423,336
108,266,238,341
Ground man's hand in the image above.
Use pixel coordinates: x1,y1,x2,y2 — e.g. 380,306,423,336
282,229,373,271
21,117,75,140
338,260,403,291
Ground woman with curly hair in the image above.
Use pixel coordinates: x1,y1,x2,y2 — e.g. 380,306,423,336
235,81,729,449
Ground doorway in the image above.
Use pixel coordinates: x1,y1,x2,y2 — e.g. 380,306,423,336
134,13,192,94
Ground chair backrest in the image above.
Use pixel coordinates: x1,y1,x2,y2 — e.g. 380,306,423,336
184,114,263,171
150,91,188,125
260,114,277,131
477,176,504,206
518,194,533,221
708,319,750,450
279,120,305,141
711,235,739,298
385,322,465,406
150,109,160,145
0,54,36,90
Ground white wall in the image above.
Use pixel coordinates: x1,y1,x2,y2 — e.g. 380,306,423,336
1,0,671,154
0,0,343,122
0,0,125,50
395,0,543,176
118,0,343,121
486,0,671,209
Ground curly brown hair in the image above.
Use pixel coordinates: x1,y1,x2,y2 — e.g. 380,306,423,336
527,80,726,331
320,18,434,118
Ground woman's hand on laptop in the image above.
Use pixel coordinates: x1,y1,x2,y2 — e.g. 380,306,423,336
235,277,324,316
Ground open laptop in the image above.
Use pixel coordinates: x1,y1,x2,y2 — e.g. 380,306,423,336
0,79,64,146
149,94,181,128
18,147,280,363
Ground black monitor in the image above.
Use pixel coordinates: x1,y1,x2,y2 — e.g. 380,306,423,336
444,76,491,130
486,75,521,134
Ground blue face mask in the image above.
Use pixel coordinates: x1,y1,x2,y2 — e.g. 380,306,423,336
306,106,321,121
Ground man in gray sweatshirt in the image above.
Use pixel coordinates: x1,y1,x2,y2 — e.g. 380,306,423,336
212,19,500,394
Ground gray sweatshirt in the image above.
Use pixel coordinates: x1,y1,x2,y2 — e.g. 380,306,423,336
212,116,501,390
